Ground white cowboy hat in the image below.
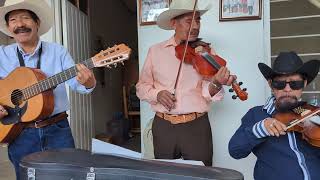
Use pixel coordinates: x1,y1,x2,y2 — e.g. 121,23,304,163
0,0,53,36
156,0,209,30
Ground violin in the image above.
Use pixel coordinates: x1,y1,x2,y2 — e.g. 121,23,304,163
274,103,320,147
175,40,248,101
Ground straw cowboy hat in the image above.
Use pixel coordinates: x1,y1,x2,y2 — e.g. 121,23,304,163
156,0,209,30
258,51,320,84
0,0,53,36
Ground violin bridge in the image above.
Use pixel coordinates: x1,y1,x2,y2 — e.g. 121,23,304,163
293,107,309,115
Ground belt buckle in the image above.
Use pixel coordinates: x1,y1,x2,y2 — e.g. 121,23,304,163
34,120,41,128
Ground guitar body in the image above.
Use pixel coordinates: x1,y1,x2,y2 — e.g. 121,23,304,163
0,67,54,143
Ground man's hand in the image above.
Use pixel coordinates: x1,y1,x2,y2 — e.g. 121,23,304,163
76,64,96,89
264,118,287,137
0,105,8,119
157,90,176,111
210,67,236,86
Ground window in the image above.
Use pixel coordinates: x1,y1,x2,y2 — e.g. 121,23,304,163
270,0,320,106
68,0,88,14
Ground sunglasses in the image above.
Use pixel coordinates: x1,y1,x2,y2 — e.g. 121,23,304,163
271,80,305,90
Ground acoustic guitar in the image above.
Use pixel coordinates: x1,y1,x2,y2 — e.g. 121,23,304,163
0,44,131,143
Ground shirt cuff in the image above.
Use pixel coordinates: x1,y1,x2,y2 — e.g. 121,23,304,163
78,84,95,93
150,88,163,105
202,80,224,102
252,119,270,138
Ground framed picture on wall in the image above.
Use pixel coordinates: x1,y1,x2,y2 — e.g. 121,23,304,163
219,0,262,21
139,0,171,25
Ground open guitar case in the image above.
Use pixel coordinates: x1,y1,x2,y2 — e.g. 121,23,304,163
19,149,243,180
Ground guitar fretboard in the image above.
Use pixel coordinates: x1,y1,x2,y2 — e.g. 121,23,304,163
22,58,94,100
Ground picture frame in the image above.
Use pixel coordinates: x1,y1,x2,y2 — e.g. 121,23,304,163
219,0,262,21
139,0,171,25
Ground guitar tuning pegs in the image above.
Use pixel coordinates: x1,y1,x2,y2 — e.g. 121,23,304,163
243,88,247,91
229,88,234,92
114,63,117,67
106,65,111,68
239,82,243,86
121,62,124,65
232,95,237,99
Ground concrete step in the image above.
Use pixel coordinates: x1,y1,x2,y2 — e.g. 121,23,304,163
0,144,15,180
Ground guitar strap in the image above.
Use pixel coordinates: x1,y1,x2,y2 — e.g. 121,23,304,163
17,43,43,69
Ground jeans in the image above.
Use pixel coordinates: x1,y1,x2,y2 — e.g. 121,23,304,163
8,119,75,180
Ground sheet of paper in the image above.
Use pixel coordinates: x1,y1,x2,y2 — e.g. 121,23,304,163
310,116,320,125
91,138,141,159
155,158,204,166
91,138,204,166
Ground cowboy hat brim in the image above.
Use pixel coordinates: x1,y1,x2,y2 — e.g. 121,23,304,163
258,59,320,84
0,0,53,36
157,9,208,30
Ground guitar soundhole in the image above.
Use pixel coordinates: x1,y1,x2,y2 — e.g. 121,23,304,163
11,89,23,106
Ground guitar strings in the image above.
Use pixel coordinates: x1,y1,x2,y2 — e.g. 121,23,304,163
0,49,129,103
0,60,90,103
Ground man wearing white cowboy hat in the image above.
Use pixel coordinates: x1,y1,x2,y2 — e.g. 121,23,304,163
0,0,96,178
229,52,320,180
136,0,236,166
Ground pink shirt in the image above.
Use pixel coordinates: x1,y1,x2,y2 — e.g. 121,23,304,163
136,36,224,114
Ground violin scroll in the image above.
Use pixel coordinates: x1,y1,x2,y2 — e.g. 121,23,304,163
230,81,248,101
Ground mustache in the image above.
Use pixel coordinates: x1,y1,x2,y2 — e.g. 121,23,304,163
278,95,298,101
13,27,32,34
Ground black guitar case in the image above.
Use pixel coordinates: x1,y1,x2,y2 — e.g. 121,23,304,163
20,149,243,180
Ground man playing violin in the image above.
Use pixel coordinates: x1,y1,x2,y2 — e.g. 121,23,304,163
136,0,236,166
229,51,320,180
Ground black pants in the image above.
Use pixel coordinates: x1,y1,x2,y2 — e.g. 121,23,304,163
152,114,213,166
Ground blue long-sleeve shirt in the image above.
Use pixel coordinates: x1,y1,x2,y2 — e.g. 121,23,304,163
228,96,320,180
0,41,93,116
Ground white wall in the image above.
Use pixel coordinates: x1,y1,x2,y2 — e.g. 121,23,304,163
137,0,271,179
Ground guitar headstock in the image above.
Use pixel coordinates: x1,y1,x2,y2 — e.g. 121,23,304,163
92,44,131,68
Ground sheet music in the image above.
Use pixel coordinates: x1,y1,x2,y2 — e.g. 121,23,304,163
310,116,320,125
91,138,204,166
92,138,141,159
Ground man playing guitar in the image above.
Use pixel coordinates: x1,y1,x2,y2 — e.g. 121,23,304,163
0,0,96,178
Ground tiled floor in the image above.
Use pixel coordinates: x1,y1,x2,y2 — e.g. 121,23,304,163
0,144,15,180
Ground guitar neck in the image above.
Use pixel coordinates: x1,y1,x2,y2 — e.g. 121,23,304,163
22,58,94,100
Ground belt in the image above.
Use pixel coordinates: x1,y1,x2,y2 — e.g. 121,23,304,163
156,112,206,124
23,112,68,128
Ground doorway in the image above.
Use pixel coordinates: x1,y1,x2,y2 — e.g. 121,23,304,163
87,0,141,152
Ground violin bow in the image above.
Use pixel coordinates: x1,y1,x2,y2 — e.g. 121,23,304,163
285,108,320,130
172,0,199,95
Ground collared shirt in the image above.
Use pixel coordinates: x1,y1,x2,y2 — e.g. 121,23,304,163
0,41,93,116
136,36,224,114
228,96,320,180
